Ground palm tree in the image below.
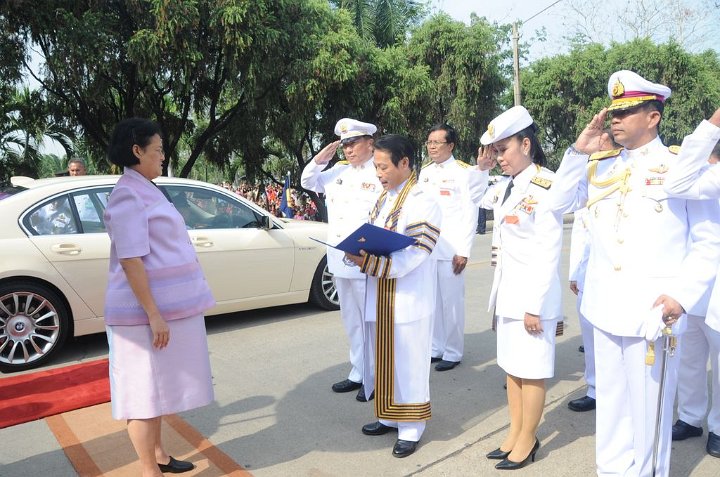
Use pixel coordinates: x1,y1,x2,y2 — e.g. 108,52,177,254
331,0,427,47
0,87,73,182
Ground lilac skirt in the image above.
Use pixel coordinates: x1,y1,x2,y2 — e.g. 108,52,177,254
106,314,214,419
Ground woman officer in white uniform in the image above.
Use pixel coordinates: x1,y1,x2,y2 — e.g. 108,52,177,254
478,106,564,470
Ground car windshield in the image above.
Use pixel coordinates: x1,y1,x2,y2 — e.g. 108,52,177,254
0,185,27,200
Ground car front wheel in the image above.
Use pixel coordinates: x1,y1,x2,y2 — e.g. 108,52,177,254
0,281,70,373
309,256,340,311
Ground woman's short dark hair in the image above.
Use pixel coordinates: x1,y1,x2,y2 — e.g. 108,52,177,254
427,123,458,146
374,134,416,168
108,118,162,167
513,123,546,166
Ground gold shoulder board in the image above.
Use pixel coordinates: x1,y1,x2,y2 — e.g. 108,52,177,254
531,176,553,190
589,148,623,161
668,145,681,155
337,160,349,165
421,161,433,169
456,160,471,168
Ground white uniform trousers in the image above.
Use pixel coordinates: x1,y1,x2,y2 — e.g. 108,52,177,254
577,291,596,399
335,277,367,384
366,319,432,442
431,260,465,362
677,314,720,434
594,328,678,477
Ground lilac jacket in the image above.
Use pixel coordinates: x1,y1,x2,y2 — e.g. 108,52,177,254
103,168,215,325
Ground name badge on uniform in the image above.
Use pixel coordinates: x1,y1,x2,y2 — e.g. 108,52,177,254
361,182,376,192
505,215,519,224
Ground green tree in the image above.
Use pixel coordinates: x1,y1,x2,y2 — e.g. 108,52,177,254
331,0,427,47
2,0,362,178
401,13,512,162
522,39,720,169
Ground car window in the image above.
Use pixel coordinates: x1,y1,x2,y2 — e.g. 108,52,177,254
25,195,79,235
71,189,111,233
164,185,266,230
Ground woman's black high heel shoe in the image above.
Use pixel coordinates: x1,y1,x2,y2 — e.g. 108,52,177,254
486,447,511,460
495,438,540,470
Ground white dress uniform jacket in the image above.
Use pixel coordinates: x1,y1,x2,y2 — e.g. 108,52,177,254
551,137,720,335
301,157,382,385
419,156,487,362
301,158,381,278
480,164,563,321
549,137,720,477
419,156,485,259
664,120,720,331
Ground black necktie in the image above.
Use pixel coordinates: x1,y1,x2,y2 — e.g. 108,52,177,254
501,179,514,205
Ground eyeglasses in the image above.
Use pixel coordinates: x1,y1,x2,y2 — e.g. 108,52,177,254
425,141,448,147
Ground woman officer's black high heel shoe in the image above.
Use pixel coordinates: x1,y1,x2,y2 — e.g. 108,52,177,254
495,438,540,470
486,447,511,460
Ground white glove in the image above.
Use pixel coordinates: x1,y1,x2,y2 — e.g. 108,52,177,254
643,304,666,341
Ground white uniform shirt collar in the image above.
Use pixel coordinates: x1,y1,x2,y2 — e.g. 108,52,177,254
352,156,374,170
624,136,663,159
432,155,455,168
510,162,538,191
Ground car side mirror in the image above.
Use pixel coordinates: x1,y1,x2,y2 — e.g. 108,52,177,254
259,215,272,230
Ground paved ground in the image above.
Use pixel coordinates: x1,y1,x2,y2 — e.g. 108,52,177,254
1,224,719,476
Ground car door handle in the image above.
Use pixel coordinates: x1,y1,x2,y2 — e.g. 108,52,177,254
192,237,214,247
51,243,82,255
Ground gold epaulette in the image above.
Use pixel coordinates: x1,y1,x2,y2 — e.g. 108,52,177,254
337,160,349,165
421,161,433,169
668,145,681,155
530,176,552,190
456,160,471,168
589,148,623,161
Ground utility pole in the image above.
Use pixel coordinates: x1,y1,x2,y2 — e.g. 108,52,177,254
512,22,521,106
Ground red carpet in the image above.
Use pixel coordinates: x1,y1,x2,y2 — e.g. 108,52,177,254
0,359,110,429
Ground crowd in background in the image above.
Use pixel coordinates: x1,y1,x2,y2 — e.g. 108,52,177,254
218,180,321,221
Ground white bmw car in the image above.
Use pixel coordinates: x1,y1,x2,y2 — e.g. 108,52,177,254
0,175,338,372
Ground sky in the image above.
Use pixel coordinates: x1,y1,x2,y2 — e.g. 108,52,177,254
430,0,716,61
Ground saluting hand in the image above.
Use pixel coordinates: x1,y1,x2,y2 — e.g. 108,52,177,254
575,108,608,155
313,141,341,165
476,145,496,171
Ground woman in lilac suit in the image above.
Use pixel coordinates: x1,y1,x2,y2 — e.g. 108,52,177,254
104,118,215,476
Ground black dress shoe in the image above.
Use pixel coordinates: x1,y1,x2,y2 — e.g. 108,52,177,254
707,432,720,458
486,447,511,460
672,419,703,441
430,356,442,363
435,360,460,371
392,439,418,458
362,421,395,436
356,387,375,402
331,379,362,393
157,456,194,473
568,395,596,412
495,439,539,470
